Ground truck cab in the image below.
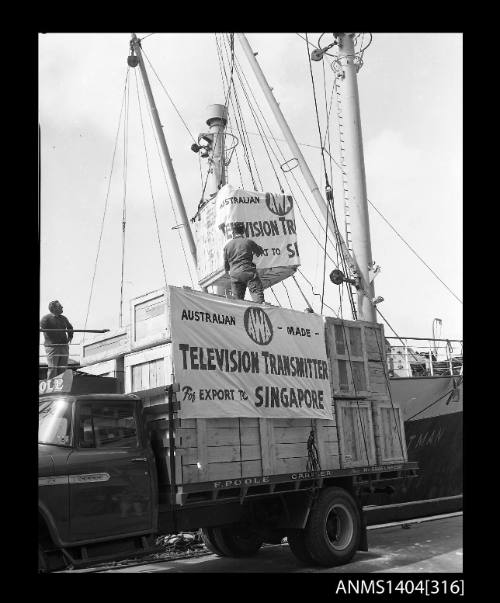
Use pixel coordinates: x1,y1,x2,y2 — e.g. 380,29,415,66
38,371,159,571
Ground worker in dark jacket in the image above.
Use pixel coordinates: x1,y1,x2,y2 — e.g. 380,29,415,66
223,222,265,303
40,300,74,379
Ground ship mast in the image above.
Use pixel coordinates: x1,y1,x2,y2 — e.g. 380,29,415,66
334,33,376,321
237,33,377,322
129,33,198,269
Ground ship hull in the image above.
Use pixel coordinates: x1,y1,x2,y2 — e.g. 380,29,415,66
366,376,462,523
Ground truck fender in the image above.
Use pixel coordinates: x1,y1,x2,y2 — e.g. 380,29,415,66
274,492,314,530
38,502,63,547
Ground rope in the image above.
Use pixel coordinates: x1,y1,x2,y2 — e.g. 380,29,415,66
229,53,343,270
141,47,204,189
134,69,168,290
269,287,282,306
375,307,406,348
216,35,257,189
306,425,321,472
119,70,130,327
367,199,462,304
297,269,338,317
320,190,330,314
82,67,129,344
282,281,293,309
296,33,319,49
407,375,463,422
219,34,263,190
141,49,197,144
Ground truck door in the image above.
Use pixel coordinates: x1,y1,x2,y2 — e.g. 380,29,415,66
66,399,155,542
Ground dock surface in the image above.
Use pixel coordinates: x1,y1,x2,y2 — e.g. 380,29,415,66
63,514,462,574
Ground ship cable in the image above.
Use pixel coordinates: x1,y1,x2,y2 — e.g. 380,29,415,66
367,199,462,305
297,269,339,316
269,287,282,306
228,50,344,270
119,69,131,326
216,34,258,190
281,280,294,309
139,69,196,288
134,69,168,289
83,66,130,344
140,48,204,190
220,34,344,310
220,34,347,309
217,34,261,191
407,375,463,422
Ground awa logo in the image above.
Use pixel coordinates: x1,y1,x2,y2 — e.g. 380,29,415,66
244,307,273,345
265,193,293,216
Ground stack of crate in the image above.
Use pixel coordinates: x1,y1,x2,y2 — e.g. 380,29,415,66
324,317,407,468
80,327,129,392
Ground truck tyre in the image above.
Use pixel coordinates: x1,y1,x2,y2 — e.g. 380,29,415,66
200,527,228,557
38,546,48,573
287,530,319,565
211,524,263,557
304,487,360,567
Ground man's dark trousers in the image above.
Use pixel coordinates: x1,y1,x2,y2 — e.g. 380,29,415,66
45,344,69,379
230,270,264,303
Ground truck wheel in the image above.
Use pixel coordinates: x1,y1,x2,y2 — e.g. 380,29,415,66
211,524,263,557
200,527,228,557
304,487,360,567
38,546,48,573
287,530,319,565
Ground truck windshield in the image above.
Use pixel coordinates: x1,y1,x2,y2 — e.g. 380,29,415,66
39,398,73,446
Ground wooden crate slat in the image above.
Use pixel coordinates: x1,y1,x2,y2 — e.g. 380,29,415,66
368,361,390,396
371,400,408,463
275,442,310,460
271,418,320,428
182,460,263,483
364,326,384,360
273,426,313,443
316,425,339,443
180,445,262,465
177,426,260,448
335,399,377,468
195,419,208,480
259,419,275,474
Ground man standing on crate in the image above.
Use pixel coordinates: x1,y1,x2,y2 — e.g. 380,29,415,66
40,300,74,379
223,222,265,303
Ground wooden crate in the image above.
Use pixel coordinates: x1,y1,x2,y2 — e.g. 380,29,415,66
335,399,377,468
177,415,340,484
80,327,130,365
124,344,172,393
371,399,408,464
145,408,340,488
78,358,125,393
130,288,171,351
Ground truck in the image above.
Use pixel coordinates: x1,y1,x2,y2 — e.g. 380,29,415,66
38,286,417,572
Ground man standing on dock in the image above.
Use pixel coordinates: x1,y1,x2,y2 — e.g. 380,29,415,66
40,300,74,379
224,222,265,303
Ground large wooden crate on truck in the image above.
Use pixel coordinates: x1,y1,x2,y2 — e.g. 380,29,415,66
134,287,408,505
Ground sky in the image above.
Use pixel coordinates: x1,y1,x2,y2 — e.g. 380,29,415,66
39,33,462,361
